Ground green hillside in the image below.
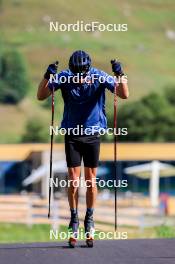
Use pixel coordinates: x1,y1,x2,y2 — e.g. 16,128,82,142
0,0,175,143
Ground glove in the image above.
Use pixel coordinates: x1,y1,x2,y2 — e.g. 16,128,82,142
111,60,124,76
44,61,59,80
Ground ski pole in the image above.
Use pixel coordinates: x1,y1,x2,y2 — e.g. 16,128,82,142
111,59,118,231
48,61,58,218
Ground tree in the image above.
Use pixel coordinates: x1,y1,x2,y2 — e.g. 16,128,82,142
111,91,175,142
0,50,30,104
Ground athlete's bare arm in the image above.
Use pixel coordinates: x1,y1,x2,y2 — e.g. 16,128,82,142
117,76,129,99
37,78,51,100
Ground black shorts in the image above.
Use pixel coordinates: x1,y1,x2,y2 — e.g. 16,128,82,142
64,133,100,168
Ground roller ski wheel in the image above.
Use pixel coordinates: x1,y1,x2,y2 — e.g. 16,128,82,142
86,237,94,248
68,237,77,248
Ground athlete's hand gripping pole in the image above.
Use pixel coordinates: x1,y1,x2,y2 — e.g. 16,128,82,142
48,61,59,218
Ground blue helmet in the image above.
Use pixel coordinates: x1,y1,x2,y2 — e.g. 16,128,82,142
69,50,91,74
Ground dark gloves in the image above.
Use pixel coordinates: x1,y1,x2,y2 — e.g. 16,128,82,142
44,61,59,80
111,60,124,76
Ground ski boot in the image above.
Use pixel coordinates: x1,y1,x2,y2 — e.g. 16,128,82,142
84,212,95,248
68,218,79,248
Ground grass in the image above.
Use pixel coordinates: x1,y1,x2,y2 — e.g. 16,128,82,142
0,0,175,143
155,225,175,238
0,223,174,243
0,223,52,243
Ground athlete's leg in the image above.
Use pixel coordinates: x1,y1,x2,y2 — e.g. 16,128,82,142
84,167,97,247
68,166,81,209
65,143,82,246
83,134,100,246
84,167,97,209
65,134,82,246
67,166,81,247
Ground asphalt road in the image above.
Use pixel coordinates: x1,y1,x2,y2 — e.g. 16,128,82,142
0,239,175,264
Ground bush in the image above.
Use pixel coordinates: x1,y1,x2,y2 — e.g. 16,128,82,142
0,50,30,104
164,85,175,106
21,118,49,143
